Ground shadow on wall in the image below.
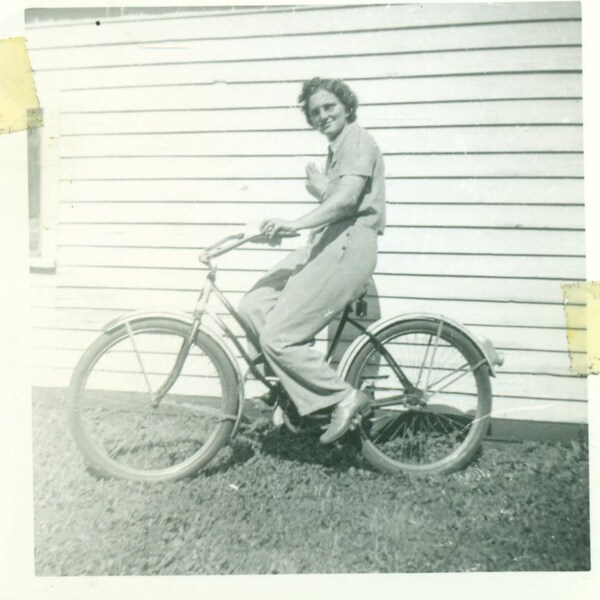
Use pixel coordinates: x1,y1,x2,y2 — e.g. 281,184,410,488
327,276,381,368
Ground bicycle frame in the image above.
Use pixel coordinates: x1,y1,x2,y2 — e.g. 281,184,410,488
103,231,502,430
191,232,416,389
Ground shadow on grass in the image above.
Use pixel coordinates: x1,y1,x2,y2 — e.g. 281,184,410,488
78,437,259,481
200,438,257,477
258,427,365,473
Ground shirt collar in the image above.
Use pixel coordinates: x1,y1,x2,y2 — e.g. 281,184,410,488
328,120,358,157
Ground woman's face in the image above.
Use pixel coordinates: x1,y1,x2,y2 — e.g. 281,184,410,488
307,89,350,141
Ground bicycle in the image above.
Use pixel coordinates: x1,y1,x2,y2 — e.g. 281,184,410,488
68,230,504,482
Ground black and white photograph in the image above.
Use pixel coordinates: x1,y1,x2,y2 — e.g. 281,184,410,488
1,0,598,595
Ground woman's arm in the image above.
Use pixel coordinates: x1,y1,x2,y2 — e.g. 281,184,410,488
305,162,329,202
261,175,366,238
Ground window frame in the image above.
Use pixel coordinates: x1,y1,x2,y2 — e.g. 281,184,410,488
29,90,59,272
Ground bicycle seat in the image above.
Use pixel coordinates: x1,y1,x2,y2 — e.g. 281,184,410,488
351,294,368,318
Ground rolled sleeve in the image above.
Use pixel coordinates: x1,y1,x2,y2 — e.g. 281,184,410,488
333,130,377,179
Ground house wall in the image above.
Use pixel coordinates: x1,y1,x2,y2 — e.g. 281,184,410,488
26,3,586,427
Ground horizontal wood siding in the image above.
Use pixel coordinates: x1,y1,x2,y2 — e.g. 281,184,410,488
26,3,586,425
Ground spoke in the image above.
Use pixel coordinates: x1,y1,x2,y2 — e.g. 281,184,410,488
428,370,473,399
422,413,432,435
372,413,401,443
415,334,433,387
418,417,426,459
423,321,443,394
388,413,409,443
409,416,418,439
126,323,154,399
432,411,452,435
426,360,471,390
427,358,486,399
446,414,473,435
433,412,472,436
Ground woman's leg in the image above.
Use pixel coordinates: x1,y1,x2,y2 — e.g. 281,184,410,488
259,224,377,416
237,246,310,357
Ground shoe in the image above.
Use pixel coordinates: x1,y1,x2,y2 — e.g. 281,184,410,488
272,405,285,427
319,390,370,444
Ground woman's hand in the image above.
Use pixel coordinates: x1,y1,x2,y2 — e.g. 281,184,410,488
260,218,298,241
305,162,329,201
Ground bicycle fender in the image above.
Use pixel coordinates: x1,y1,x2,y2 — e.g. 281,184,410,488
337,313,504,379
102,310,245,426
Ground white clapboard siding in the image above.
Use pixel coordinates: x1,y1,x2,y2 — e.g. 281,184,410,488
56,246,586,281
29,315,588,401
31,321,581,360
30,46,584,91
26,3,581,50
59,73,583,113
56,223,585,256
59,177,584,205
30,283,57,308
26,5,587,429
32,315,585,363
59,201,585,230
33,326,585,401
37,288,581,330
58,152,583,180
60,126,584,156
28,309,580,377
59,100,583,135
28,343,586,404
33,303,578,358
28,19,582,71
56,265,577,307
30,316,583,369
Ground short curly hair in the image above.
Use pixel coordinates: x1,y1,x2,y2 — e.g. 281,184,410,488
298,78,359,126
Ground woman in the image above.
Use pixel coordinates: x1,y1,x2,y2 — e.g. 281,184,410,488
238,77,385,444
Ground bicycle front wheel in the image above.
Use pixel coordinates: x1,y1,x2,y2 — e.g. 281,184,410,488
345,319,492,476
69,318,239,482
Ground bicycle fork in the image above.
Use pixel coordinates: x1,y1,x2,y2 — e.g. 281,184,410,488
138,275,213,408
147,319,202,407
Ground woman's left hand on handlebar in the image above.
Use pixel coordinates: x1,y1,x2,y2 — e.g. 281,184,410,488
260,218,298,240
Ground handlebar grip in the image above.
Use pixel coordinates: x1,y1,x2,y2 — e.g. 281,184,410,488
199,230,301,262
249,231,301,244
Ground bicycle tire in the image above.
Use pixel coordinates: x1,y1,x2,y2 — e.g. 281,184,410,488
344,319,492,475
69,318,239,482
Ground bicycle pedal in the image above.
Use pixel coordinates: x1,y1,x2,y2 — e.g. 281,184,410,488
248,417,271,432
246,397,272,412
349,414,364,431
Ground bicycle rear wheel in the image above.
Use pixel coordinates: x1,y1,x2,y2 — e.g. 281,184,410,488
69,318,239,482
345,319,492,475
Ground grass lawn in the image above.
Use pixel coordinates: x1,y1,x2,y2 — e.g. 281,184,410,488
32,387,590,575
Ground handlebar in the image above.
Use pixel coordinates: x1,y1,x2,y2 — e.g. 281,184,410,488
199,231,300,264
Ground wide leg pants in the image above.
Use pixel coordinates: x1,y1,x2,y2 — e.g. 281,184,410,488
238,220,378,416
